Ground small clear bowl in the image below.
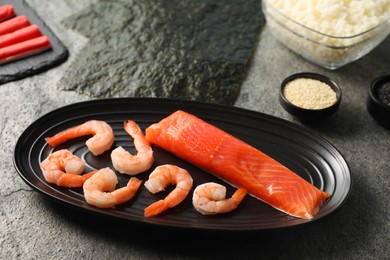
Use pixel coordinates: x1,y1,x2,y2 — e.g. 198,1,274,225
262,1,390,70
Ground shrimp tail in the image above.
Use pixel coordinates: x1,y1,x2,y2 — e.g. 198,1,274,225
111,177,142,205
55,170,99,188
45,126,81,147
127,177,143,189
45,125,88,147
233,188,247,205
144,200,169,217
82,170,99,181
124,120,139,135
45,132,69,147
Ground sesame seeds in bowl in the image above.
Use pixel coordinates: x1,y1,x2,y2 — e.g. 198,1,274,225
279,72,342,121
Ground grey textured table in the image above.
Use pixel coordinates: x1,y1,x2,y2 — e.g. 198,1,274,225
1,1,389,259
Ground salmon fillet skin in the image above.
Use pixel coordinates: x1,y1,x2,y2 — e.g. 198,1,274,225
145,110,331,219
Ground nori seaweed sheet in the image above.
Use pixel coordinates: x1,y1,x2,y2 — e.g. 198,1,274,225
59,0,264,105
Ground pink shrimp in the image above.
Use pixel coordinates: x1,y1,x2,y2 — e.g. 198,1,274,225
110,120,154,175
192,182,247,215
40,149,97,188
144,164,193,217
45,120,114,156
83,167,142,208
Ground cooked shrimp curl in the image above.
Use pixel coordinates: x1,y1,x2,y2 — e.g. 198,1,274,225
144,164,193,217
192,182,247,215
111,120,154,175
40,149,97,188
45,120,114,156
83,167,142,208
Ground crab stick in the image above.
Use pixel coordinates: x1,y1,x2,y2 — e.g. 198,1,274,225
0,35,51,64
0,25,42,48
0,15,30,36
0,4,15,22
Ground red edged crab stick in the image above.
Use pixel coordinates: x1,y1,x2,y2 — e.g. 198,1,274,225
0,4,15,22
0,35,51,64
0,15,30,36
0,24,42,48
145,110,331,219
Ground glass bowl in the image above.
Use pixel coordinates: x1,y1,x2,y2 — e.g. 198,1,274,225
262,0,390,70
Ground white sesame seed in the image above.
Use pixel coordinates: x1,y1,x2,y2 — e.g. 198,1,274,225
283,78,337,110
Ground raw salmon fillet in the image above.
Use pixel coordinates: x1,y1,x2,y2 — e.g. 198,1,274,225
145,110,331,219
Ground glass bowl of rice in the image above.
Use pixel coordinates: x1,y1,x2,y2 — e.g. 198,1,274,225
262,0,390,70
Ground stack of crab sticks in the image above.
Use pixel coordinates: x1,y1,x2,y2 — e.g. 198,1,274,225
0,4,51,64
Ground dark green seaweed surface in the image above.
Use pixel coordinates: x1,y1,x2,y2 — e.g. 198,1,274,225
60,0,264,105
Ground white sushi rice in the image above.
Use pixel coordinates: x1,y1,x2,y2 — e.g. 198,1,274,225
267,0,390,37
265,0,390,68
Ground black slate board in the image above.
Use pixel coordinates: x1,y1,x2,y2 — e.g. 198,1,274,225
59,0,265,105
0,0,68,84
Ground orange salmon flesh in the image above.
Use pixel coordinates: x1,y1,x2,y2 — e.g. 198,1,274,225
145,110,331,219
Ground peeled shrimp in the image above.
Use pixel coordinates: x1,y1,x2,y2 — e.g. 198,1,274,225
83,167,142,208
110,120,154,175
192,182,247,215
45,120,114,156
144,164,193,217
40,149,97,188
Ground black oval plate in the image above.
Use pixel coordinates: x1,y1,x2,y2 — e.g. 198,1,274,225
13,98,351,231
